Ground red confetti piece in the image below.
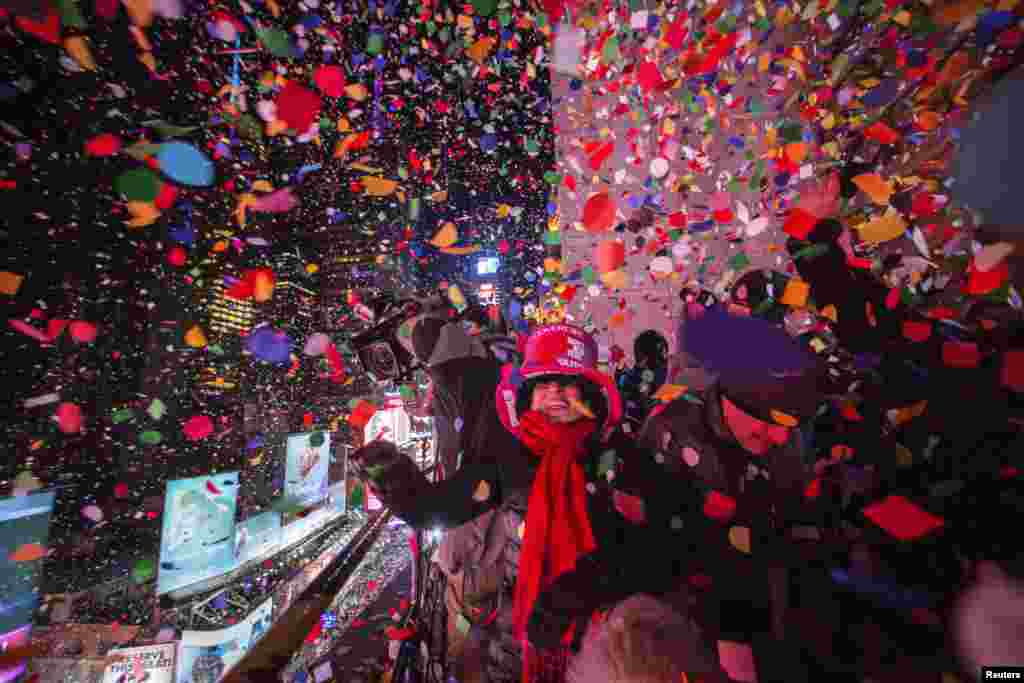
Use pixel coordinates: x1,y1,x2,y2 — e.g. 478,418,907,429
804,478,821,500
275,82,322,133
583,193,616,233
185,415,215,441
864,121,900,145
313,65,346,98
703,490,736,521
862,495,944,541
154,183,178,210
942,341,981,369
964,259,1009,295
84,134,123,157
902,320,932,342
15,9,60,44
783,208,818,240
1002,350,1024,391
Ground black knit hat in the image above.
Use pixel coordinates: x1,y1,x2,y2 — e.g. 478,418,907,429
681,307,825,424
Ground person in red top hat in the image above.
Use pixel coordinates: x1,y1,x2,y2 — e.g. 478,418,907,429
352,323,721,683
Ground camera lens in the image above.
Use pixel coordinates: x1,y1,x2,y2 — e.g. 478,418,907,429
362,342,398,379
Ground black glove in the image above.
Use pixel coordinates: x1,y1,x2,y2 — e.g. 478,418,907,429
350,441,430,509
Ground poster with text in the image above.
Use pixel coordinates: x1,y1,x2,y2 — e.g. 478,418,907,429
0,491,56,636
102,643,176,683
158,473,239,595
234,511,282,567
0,625,30,683
284,433,330,508
177,598,272,683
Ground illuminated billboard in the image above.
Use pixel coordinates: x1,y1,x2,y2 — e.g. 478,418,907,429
177,597,273,683
0,490,56,648
284,432,330,509
157,473,239,595
234,511,282,567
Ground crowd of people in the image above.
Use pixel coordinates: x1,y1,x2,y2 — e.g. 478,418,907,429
348,76,1024,683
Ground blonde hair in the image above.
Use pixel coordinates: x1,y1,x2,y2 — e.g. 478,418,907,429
567,595,716,683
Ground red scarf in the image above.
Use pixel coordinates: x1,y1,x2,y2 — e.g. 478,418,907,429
513,410,598,683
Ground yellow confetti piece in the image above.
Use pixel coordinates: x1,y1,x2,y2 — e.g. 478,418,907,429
892,9,912,25
601,269,628,290
125,201,160,228
770,410,799,427
728,526,752,554
780,279,810,307
184,325,208,348
854,208,907,244
251,180,274,193
266,0,281,16
0,271,24,296
345,83,369,101
235,193,257,228
820,304,838,322
544,257,563,274
473,480,491,502
65,37,97,71
123,0,153,26
852,173,894,205
653,384,687,402
129,25,152,52
440,244,482,256
266,118,290,136
361,176,398,196
337,116,351,132
431,222,458,248
467,36,496,64
758,52,772,72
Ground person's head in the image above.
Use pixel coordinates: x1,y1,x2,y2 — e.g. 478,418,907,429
633,330,668,370
517,374,607,425
497,324,623,436
567,595,719,683
720,394,793,456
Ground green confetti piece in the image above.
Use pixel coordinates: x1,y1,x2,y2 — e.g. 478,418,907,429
729,251,751,270
792,243,830,260
543,230,561,246
366,33,384,55
602,36,621,63
112,408,134,424
115,168,161,202
232,113,262,141
140,119,200,138
525,138,540,155
256,26,294,59
582,266,596,284
727,178,743,194
208,344,224,355
753,297,775,316
779,122,804,144
147,399,166,421
597,449,616,478
472,0,498,16
56,0,87,30
682,393,705,405
122,141,163,162
139,431,162,445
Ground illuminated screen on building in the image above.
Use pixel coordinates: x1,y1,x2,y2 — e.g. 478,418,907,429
476,256,499,276
284,432,331,508
157,473,239,595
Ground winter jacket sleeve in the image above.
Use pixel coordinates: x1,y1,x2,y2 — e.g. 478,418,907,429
351,439,503,529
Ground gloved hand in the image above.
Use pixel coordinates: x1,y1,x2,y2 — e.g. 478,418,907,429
350,440,430,509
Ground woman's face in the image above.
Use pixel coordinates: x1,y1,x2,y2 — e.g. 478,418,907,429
530,379,587,423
